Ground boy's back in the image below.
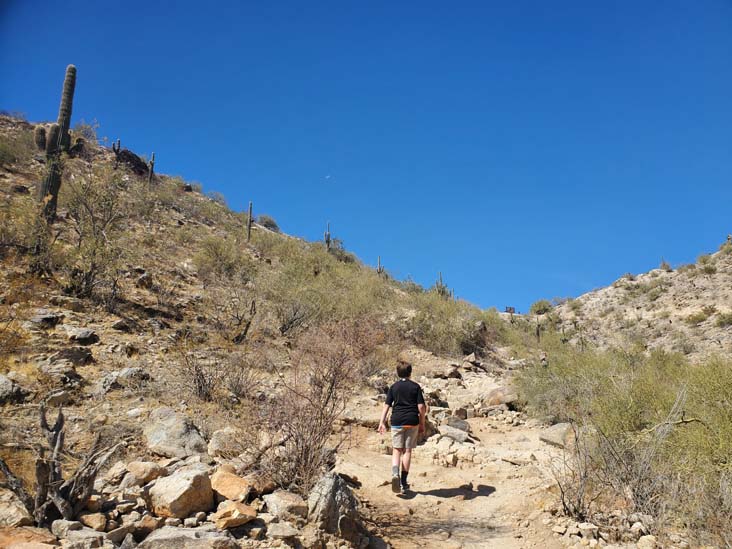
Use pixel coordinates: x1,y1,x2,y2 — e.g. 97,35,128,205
386,379,424,426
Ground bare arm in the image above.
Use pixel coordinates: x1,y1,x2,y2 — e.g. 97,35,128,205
378,404,391,434
418,403,427,434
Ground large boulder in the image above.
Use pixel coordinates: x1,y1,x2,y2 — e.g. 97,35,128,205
307,473,361,542
143,408,207,458
137,527,238,548
262,490,307,520
149,469,214,518
0,488,32,527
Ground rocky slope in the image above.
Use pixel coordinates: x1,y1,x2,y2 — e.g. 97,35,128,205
552,245,732,360
0,112,688,549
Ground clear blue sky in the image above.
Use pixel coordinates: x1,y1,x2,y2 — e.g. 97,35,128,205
2,1,732,312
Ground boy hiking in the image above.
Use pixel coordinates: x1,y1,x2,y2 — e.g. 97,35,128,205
378,362,427,493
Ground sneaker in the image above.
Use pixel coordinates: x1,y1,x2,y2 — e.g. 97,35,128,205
401,482,410,492
391,475,401,493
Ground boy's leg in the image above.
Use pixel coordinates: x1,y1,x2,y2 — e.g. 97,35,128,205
400,448,412,489
391,448,403,492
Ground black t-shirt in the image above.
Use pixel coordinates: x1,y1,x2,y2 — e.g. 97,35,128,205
386,379,425,426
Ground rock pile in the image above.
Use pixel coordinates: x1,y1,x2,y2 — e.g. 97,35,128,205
1,448,368,548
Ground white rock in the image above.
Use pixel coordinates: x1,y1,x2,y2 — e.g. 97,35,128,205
0,488,32,527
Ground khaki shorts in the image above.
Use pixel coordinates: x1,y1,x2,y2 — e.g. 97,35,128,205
391,426,419,449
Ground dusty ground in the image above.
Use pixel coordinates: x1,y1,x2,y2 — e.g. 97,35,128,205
338,419,563,549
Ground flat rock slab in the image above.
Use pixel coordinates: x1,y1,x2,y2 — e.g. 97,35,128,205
64,326,99,345
29,309,64,328
439,425,471,443
47,347,93,366
0,526,58,547
136,526,238,548
539,423,573,449
267,522,299,539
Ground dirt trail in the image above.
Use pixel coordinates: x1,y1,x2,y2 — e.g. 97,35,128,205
337,417,565,548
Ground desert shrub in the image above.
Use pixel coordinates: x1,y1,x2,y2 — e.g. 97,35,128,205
328,238,357,264
719,241,732,255
621,272,636,281
256,214,280,233
659,258,672,272
258,323,365,494
58,165,125,301
686,306,716,326
222,351,264,401
698,253,713,265
701,264,717,275
194,236,251,286
716,312,732,328
0,195,45,256
406,292,486,356
530,299,553,315
202,272,257,343
72,119,99,144
0,131,35,168
207,191,227,206
677,263,696,275
517,346,732,545
174,341,226,402
568,299,583,314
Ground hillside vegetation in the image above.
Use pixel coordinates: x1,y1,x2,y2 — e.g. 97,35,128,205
1,91,731,549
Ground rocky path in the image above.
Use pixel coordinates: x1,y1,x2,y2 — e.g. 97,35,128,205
337,416,565,548
331,346,580,549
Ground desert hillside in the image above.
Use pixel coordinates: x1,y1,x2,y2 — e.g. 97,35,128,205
551,248,732,359
1,92,728,549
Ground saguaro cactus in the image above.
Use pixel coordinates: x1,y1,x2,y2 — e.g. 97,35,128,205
247,201,253,242
147,152,155,187
376,256,385,276
324,222,331,251
37,65,77,221
56,65,76,152
38,124,62,221
435,272,450,298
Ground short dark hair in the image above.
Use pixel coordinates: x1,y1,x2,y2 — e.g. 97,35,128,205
396,363,412,378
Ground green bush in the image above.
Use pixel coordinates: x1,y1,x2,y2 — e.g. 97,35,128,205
716,312,732,328
529,299,553,315
516,346,732,543
686,306,717,326
0,131,35,168
194,236,252,286
257,214,280,233
677,263,696,275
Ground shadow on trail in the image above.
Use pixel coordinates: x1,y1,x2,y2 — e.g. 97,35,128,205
397,483,496,501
